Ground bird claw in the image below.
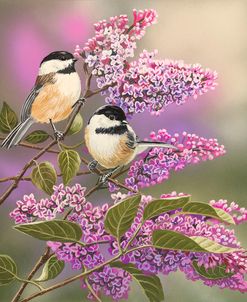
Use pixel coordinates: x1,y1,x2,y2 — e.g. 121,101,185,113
88,160,98,173
54,131,64,141
98,172,113,184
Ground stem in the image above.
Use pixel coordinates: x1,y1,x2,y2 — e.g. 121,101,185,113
11,247,50,302
84,277,102,302
124,221,143,252
15,277,44,291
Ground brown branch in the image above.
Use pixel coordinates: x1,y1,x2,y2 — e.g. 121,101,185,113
11,247,51,302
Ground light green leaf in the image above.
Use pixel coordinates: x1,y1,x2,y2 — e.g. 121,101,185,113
0,255,17,286
192,261,234,280
111,262,164,302
35,255,65,282
152,229,240,253
0,102,18,133
182,202,235,224
67,113,83,135
25,130,50,144
143,196,190,221
14,220,82,242
104,194,141,240
31,161,57,195
58,149,81,185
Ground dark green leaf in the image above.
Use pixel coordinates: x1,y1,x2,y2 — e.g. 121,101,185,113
111,262,164,302
67,113,83,135
58,150,81,185
143,196,190,221
25,130,50,144
0,102,18,133
104,194,141,240
35,255,65,282
192,261,234,280
14,220,82,242
31,161,57,195
182,202,235,224
0,255,17,286
152,229,239,253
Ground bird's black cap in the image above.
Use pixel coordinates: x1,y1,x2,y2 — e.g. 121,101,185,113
94,105,126,121
40,51,75,65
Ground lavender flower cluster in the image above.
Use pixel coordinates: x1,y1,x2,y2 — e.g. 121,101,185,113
106,50,217,115
10,186,247,300
123,129,226,191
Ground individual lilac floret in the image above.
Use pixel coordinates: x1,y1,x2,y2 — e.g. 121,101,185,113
124,129,226,190
81,9,157,89
106,50,217,115
10,184,86,223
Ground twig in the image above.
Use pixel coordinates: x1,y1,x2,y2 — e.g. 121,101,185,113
85,277,102,302
11,247,50,302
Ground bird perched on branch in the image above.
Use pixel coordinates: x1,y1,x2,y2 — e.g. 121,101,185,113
85,105,177,183
1,51,82,149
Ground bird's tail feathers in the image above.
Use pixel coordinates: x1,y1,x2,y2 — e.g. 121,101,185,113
137,141,178,154
1,118,34,149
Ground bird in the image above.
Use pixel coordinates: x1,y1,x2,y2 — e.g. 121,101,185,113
85,105,178,183
1,51,82,149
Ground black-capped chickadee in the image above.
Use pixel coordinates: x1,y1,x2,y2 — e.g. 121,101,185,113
1,51,81,149
85,105,177,183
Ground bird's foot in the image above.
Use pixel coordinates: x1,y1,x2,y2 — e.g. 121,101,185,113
98,172,113,184
54,130,64,141
72,97,86,108
88,160,98,173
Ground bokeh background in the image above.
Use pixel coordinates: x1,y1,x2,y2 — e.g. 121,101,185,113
0,0,247,301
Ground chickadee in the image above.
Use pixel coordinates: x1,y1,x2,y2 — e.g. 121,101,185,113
1,51,81,149
85,105,177,183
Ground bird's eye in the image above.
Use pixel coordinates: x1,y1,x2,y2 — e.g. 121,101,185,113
61,57,66,61
109,115,115,120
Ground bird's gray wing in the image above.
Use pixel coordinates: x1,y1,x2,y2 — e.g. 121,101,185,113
126,131,138,149
20,85,42,122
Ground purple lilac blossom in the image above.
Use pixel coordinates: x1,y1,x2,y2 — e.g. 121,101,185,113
123,129,226,191
10,188,247,298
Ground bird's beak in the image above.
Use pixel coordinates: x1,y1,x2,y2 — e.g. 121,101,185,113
73,58,78,63
121,120,128,125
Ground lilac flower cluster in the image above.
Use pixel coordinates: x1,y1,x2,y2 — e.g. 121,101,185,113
110,193,247,293
106,50,217,115
124,129,226,191
78,9,157,89
10,188,247,299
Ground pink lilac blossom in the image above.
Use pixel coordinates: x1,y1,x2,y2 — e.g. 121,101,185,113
81,9,157,89
124,129,226,191
106,49,217,115
10,188,247,298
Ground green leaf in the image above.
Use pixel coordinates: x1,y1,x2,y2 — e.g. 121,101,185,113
25,130,50,144
143,196,190,221
67,113,83,135
104,194,141,240
0,255,17,286
0,102,18,133
152,229,240,253
111,262,164,302
31,161,57,195
35,255,65,282
192,261,234,280
182,202,235,224
58,150,81,185
14,220,82,243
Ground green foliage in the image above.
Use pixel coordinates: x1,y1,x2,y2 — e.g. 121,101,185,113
104,194,141,240
35,255,65,282
67,113,83,135
0,102,18,133
152,229,239,253
111,261,164,302
25,130,50,144
31,161,57,195
0,255,17,286
143,196,190,221
14,220,82,243
58,149,81,185
192,261,234,280
182,201,235,224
